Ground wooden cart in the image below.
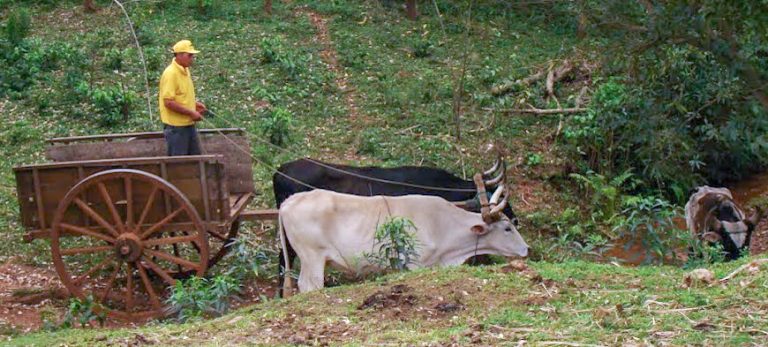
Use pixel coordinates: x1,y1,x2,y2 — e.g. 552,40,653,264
13,128,277,321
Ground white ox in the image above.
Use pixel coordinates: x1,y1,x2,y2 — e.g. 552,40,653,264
279,184,528,293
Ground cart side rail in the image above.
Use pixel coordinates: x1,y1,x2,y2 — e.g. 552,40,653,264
14,155,230,237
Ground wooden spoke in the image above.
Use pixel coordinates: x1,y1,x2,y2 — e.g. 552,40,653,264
125,263,134,313
97,182,126,234
74,198,119,238
60,245,112,256
144,249,201,272
125,177,134,229
137,264,162,310
74,256,115,286
141,258,176,286
144,234,198,247
140,208,184,240
60,223,115,244
136,186,159,230
100,264,121,303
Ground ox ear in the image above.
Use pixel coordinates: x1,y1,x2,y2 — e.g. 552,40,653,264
701,231,722,243
471,224,489,236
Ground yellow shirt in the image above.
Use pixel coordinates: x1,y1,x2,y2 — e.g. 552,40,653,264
158,59,196,126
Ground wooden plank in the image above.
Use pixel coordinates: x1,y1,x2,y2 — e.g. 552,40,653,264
15,155,224,171
198,161,211,222
238,209,278,222
32,169,47,231
227,193,254,224
47,128,244,144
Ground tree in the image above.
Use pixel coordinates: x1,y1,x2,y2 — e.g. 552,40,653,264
84,0,98,12
406,0,418,20
265,0,272,15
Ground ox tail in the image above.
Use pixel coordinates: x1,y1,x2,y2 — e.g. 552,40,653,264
278,212,294,297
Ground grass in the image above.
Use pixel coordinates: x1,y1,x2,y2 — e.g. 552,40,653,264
7,257,768,345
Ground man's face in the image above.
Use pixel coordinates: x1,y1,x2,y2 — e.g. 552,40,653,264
175,52,195,68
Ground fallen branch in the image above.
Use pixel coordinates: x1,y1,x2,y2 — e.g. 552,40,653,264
546,60,574,98
485,107,588,115
719,258,768,283
491,70,546,96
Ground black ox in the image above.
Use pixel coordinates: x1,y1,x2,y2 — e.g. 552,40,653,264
272,158,515,288
685,186,764,261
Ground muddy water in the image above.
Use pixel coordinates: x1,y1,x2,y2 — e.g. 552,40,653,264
601,172,768,265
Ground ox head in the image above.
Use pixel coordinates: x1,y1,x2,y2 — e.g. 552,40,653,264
705,205,764,249
470,175,529,258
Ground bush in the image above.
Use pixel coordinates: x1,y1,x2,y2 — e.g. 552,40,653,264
102,48,123,71
260,106,293,146
365,217,420,271
165,275,240,323
90,84,137,127
4,8,31,47
612,195,686,265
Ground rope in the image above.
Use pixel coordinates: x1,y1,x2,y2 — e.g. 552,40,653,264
202,110,480,193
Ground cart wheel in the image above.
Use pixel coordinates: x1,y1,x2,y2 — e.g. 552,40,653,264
51,169,209,321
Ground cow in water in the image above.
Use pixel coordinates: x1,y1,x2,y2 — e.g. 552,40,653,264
685,186,764,260
278,183,528,292
272,157,514,288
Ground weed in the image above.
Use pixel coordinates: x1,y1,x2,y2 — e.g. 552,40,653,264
224,232,277,281
365,217,420,271
102,48,124,71
90,84,137,127
260,106,293,147
4,7,31,47
61,295,106,329
165,275,240,323
612,195,685,265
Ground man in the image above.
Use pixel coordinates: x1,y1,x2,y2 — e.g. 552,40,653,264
158,39,207,156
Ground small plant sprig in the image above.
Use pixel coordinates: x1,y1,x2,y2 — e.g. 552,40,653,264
365,217,420,271
165,275,240,323
61,295,106,329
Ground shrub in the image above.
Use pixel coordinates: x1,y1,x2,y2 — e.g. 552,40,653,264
260,106,293,146
165,275,240,323
61,295,105,329
90,84,136,127
612,195,686,265
102,48,124,71
365,217,420,271
4,8,31,47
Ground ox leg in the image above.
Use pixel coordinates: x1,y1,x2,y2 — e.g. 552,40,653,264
298,257,326,292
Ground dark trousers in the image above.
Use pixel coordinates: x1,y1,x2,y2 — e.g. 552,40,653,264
163,124,201,156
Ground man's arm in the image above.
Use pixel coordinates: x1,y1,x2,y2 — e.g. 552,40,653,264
164,99,203,121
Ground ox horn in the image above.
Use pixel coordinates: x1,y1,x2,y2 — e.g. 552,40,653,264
482,156,502,177
473,173,493,224
489,185,509,217
746,206,764,228
485,161,507,186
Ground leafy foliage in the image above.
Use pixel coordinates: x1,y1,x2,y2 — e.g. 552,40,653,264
365,217,420,271
61,295,105,329
259,106,293,147
4,7,30,47
165,275,240,323
612,195,686,265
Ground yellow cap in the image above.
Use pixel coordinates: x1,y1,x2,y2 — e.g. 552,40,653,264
172,40,200,54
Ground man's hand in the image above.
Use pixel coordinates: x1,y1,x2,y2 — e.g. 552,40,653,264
190,110,203,122
195,101,207,114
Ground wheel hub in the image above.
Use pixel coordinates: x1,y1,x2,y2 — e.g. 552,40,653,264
114,233,143,262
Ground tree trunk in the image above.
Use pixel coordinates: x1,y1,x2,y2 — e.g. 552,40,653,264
406,0,418,20
84,0,98,12
265,0,273,15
